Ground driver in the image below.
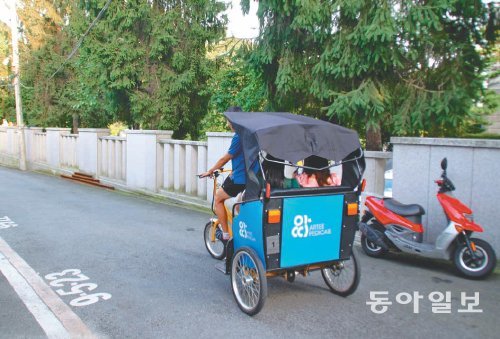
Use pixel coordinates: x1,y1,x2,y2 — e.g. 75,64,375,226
200,107,257,243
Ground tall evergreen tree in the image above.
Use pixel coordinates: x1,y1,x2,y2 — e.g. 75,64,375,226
246,0,495,150
22,0,227,139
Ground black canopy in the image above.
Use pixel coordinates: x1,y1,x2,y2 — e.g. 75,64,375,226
224,111,362,171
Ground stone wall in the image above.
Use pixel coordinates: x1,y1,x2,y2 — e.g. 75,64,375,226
392,137,500,254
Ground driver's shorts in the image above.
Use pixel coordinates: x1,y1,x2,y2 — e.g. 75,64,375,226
222,176,245,197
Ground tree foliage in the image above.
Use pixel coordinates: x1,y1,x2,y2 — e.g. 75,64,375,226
0,25,13,121
20,0,227,139
246,0,497,149
201,40,267,133
1,0,497,146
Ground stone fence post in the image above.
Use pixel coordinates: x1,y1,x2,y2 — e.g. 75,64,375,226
0,127,20,167
364,151,392,196
78,129,110,176
206,132,234,200
24,127,43,163
126,130,173,192
45,128,70,169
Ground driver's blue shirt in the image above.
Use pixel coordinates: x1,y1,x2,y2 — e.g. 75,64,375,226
228,133,258,184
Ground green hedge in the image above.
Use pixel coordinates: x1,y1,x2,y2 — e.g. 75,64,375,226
462,133,500,140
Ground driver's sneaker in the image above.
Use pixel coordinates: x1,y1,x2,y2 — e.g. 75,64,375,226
215,228,224,241
215,229,229,245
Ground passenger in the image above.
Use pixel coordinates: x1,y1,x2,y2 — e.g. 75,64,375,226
229,155,298,216
262,155,299,189
225,191,244,218
296,155,340,187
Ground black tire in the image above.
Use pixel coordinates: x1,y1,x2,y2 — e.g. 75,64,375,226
203,221,226,260
361,232,388,258
321,251,360,297
453,238,497,279
231,247,267,316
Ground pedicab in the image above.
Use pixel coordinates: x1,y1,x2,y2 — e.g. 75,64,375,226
204,112,365,315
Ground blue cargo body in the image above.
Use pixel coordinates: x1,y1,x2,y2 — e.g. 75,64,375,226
280,195,344,267
232,193,349,271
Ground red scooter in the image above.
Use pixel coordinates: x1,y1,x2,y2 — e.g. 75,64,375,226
359,158,496,279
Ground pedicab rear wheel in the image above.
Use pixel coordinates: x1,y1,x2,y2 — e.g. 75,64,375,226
203,222,225,260
321,251,360,297
231,247,267,316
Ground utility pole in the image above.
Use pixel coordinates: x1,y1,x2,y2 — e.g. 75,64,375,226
9,0,27,170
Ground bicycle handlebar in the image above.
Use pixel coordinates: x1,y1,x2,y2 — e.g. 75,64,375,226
197,168,228,179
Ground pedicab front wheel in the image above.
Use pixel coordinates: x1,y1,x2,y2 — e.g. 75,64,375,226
203,222,226,260
231,247,267,316
321,251,360,297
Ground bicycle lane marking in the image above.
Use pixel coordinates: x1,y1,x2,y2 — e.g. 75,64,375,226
0,236,95,339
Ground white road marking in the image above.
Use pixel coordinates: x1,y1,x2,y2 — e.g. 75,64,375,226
0,216,18,229
0,236,95,338
0,252,69,338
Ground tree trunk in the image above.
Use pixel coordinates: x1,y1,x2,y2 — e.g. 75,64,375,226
72,113,79,134
366,123,382,151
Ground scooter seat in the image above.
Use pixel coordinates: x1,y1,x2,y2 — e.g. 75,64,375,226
384,198,425,217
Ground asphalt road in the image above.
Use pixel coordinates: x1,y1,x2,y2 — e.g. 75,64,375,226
0,166,499,339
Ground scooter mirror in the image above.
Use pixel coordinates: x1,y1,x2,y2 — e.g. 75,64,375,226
441,158,447,171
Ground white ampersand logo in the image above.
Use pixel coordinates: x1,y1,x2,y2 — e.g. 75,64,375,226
292,215,310,238
239,221,248,238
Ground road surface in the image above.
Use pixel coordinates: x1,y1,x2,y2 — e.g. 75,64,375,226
0,166,498,338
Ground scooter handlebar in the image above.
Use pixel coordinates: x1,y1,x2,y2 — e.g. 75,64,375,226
437,175,455,192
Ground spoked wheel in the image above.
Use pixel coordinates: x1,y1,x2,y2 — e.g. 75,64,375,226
231,247,267,316
321,251,360,297
203,221,226,260
454,238,496,279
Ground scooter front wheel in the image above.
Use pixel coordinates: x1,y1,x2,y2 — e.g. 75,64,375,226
453,238,496,279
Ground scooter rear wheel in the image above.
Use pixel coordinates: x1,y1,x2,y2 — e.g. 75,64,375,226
361,232,387,258
453,238,496,279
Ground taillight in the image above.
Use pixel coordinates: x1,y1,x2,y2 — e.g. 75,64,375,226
268,209,281,223
347,203,358,216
